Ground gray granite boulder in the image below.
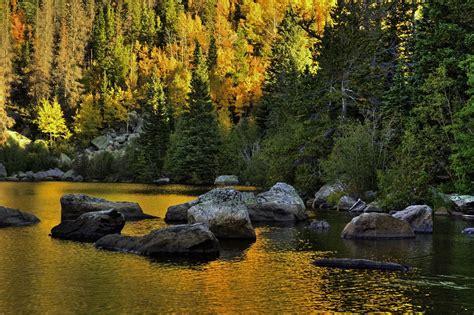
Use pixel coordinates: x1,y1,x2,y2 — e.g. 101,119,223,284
95,223,220,258
392,205,433,233
450,195,474,214
165,200,199,223
214,175,239,185
341,213,415,240
0,206,40,227
91,135,110,150
51,209,125,242
188,201,256,240
314,182,345,206
337,196,357,211
249,183,307,222
60,194,154,221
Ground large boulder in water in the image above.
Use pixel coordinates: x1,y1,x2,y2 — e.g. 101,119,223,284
165,200,199,223
51,209,125,242
249,182,307,222
0,206,40,227
214,175,239,186
392,205,433,233
341,213,415,240
188,191,256,240
165,188,255,223
60,194,154,221
95,223,220,258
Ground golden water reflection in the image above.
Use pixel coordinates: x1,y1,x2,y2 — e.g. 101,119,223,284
0,182,466,313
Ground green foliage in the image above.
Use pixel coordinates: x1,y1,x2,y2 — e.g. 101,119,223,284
451,56,474,193
0,138,58,174
166,43,220,184
321,124,379,196
73,94,103,144
326,191,346,207
35,99,70,144
139,74,171,178
73,151,114,181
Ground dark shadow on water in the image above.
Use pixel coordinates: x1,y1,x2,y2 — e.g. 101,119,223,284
218,239,254,261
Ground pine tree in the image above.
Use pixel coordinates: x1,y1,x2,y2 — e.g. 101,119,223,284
166,42,220,183
28,0,55,103
451,56,474,193
255,9,314,133
139,73,171,178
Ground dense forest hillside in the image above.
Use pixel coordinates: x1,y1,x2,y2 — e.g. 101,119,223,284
1,0,473,209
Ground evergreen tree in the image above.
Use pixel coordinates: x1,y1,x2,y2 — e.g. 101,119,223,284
139,74,170,178
166,42,220,183
451,55,474,193
255,9,314,133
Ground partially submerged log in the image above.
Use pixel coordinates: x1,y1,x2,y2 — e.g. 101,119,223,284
313,258,409,272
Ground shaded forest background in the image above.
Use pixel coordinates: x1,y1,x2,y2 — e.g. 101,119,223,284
0,0,473,209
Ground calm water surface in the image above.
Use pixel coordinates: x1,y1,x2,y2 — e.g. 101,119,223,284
0,182,473,314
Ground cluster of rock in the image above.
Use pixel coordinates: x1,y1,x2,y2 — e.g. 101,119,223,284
310,183,383,213
165,183,307,229
86,132,140,159
48,193,220,258
341,205,433,240
2,168,83,182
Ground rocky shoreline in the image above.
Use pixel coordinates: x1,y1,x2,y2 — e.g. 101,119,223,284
0,179,473,270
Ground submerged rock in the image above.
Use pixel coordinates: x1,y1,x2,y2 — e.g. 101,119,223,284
0,206,40,227
308,220,330,230
214,175,239,186
462,227,474,235
95,223,220,258
60,194,154,221
341,213,415,240
392,205,433,234
313,258,409,272
51,209,125,242
249,183,307,222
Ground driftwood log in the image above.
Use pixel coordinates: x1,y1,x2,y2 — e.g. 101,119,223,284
313,258,409,272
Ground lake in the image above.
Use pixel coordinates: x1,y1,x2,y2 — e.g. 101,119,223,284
0,182,473,313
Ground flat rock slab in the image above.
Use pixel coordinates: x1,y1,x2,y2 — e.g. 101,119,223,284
51,209,125,242
0,206,40,227
60,194,155,221
95,223,220,259
313,258,409,272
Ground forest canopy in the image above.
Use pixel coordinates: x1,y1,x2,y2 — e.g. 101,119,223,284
1,0,473,209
